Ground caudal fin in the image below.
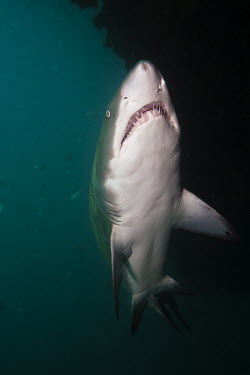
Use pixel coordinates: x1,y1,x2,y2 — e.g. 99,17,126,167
131,275,191,336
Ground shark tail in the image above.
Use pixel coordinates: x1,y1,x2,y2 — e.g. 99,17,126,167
131,275,191,336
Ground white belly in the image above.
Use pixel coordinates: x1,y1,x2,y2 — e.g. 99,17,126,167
105,117,180,294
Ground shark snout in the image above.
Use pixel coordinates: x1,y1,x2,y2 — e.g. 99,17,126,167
135,60,159,77
140,60,151,71
121,60,162,101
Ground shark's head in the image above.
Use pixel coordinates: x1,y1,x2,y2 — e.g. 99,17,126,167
103,60,180,157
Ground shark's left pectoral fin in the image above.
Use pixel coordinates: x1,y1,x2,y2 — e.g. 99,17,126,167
110,227,132,319
174,189,237,240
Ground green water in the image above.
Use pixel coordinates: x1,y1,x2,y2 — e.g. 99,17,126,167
0,1,248,374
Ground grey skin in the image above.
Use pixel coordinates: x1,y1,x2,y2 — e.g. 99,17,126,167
89,61,236,335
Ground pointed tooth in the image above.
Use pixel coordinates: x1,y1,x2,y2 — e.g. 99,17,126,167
135,112,140,121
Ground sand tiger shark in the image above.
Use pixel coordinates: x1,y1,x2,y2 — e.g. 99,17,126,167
89,60,236,335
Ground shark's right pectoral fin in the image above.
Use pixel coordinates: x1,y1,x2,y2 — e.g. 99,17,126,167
110,227,132,319
174,189,237,240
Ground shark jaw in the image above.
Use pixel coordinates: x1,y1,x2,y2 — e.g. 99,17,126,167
108,60,181,157
121,101,169,146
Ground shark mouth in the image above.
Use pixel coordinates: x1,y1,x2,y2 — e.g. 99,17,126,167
121,101,170,146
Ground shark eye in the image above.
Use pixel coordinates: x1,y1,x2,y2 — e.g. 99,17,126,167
106,109,111,117
124,96,128,100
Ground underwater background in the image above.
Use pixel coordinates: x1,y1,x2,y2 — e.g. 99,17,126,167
0,1,249,374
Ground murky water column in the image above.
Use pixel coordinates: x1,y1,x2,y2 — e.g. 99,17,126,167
0,1,126,374
0,1,248,375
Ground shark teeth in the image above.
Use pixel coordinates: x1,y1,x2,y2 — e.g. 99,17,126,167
121,101,170,146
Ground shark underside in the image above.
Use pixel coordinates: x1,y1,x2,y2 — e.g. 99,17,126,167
89,61,236,335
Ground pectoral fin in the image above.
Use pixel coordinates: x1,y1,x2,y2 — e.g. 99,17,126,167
110,227,132,319
174,189,237,240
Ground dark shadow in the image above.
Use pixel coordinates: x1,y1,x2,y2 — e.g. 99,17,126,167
168,229,249,293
